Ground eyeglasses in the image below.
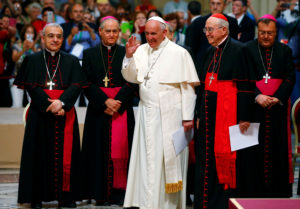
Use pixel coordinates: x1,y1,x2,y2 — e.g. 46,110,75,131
258,30,276,36
203,26,223,33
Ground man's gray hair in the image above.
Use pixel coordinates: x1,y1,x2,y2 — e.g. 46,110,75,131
159,22,167,31
216,18,229,34
166,23,174,33
100,18,120,29
29,2,42,12
42,23,64,36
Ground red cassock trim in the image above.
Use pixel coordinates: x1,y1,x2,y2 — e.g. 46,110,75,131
287,99,294,183
100,87,128,190
44,89,75,192
205,72,237,189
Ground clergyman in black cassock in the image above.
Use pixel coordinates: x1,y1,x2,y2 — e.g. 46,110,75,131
185,0,239,69
81,17,136,206
14,23,87,208
236,16,295,198
194,14,256,209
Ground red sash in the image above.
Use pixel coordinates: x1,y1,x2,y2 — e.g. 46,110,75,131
44,89,75,192
256,78,283,96
205,73,237,189
100,87,128,190
256,79,294,183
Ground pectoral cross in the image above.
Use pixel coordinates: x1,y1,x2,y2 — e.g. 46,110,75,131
209,74,215,86
47,80,55,90
144,75,150,87
263,73,271,84
103,75,110,87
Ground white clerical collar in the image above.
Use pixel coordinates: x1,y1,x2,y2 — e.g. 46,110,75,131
102,41,115,50
45,48,58,56
216,35,228,48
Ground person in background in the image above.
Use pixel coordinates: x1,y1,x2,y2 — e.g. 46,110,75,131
163,0,188,15
164,12,180,43
97,0,114,19
0,14,16,107
59,2,72,22
227,0,255,42
83,11,96,24
176,10,187,45
29,2,46,35
40,0,65,24
86,0,100,19
135,0,156,13
61,3,99,60
185,1,201,47
11,24,40,108
131,11,147,44
146,9,163,19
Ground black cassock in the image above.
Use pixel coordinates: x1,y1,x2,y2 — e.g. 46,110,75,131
81,44,136,203
14,50,87,204
194,37,256,209
236,40,295,198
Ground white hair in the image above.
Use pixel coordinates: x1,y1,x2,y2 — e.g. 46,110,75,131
100,18,120,29
29,2,42,12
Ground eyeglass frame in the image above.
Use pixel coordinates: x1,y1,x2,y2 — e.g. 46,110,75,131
203,26,224,33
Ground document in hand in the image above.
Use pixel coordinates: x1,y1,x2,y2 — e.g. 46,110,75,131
71,43,84,58
229,123,260,151
172,127,194,156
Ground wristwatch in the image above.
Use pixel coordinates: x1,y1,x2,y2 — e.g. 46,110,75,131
61,101,65,107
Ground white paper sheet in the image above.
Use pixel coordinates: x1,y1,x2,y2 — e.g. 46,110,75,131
71,43,84,57
229,123,260,151
172,127,194,156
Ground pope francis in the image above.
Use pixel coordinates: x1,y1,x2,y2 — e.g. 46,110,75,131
122,16,200,209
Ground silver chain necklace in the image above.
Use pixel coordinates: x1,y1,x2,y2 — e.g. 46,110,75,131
43,50,61,90
257,42,273,84
144,39,168,86
208,38,229,86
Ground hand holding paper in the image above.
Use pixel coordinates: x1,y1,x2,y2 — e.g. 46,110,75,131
229,123,260,151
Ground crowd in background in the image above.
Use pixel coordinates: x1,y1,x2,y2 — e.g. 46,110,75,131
0,0,299,107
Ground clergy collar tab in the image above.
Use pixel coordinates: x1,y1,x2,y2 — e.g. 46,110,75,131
216,35,229,49
45,48,59,56
101,41,115,50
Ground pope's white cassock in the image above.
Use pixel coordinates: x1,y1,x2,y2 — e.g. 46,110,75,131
122,37,200,209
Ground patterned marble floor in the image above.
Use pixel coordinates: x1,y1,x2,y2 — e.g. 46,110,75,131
0,168,298,209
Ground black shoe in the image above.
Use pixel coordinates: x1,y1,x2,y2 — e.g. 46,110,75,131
95,200,110,206
31,202,42,208
110,200,124,206
58,201,77,208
